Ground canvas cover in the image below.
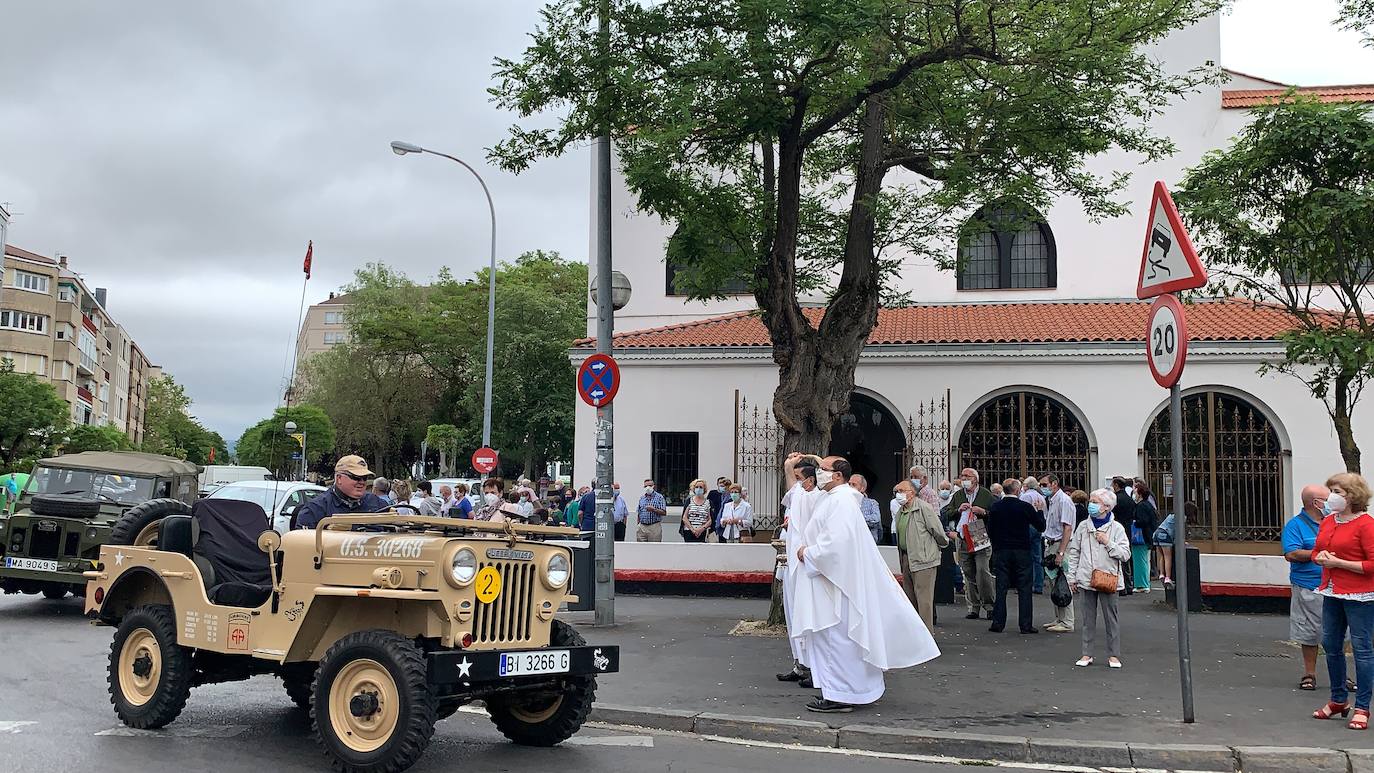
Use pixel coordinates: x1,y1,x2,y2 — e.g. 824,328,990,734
191,499,272,589
37,451,199,477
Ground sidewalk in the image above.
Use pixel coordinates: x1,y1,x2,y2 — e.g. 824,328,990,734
568,593,1374,752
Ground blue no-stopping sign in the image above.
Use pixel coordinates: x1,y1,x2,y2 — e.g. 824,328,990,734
577,354,620,407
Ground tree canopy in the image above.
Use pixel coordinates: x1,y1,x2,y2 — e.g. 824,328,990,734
491,0,1221,450
236,405,337,479
141,374,227,465
63,423,134,454
0,360,69,470
1174,97,1374,473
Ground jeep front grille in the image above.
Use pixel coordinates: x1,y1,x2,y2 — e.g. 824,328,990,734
27,525,61,560
472,560,536,645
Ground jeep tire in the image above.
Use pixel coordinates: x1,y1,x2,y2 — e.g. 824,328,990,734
108,604,192,729
41,585,67,600
30,493,101,518
282,662,316,711
486,620,597,746
110,498,192,547
312,630,436,773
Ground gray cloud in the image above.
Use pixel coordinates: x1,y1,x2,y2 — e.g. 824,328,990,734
0,1,587,444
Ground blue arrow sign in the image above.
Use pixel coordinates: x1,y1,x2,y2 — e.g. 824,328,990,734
577,354,620,407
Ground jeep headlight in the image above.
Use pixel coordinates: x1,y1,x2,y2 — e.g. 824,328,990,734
544,552,570,589
451,548,477,586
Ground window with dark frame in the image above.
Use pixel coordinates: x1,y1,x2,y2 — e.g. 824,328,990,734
650,431,699,507
957,202,1057,291
663,224,751,297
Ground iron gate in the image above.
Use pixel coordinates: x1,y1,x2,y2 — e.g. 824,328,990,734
957,391,1091,492
902,390,952,487
1142,391,1284,551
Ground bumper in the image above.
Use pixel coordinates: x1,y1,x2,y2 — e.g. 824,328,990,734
0,559,91,586
428,645,620,686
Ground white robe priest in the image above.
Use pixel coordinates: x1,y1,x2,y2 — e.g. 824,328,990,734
781,478,826,665
792,478,940,706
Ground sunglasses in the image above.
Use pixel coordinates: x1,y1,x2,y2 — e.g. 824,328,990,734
339,471,369,483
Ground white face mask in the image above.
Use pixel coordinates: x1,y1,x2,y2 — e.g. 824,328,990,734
1327,492,1350,515
894,492,908,505
816,469,835,487
484,493,499,505
961,480,973,491
644,486,654,495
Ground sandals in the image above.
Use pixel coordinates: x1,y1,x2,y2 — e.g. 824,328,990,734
1315,701,1352,720
1352,709,1370,731
1074,657,1093,667
1300,675,1317,691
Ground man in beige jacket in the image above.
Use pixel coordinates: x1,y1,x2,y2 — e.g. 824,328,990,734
894,479,949,630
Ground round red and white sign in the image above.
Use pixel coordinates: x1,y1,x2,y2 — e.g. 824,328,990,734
1146,294,1188,389
471,447,499,475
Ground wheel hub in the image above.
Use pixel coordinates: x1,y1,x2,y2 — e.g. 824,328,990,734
349,692,380,718
132,654,153,679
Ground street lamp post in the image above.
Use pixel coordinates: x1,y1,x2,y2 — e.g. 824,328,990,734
284,420,298,481
390,140,498,449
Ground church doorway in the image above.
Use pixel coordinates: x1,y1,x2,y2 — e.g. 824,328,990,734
829,392,906,543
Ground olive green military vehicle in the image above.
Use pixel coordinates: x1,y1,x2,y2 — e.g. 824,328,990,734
85,502,618,773
0,451,200,598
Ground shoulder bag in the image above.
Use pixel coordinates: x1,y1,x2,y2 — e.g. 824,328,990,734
1088,525,1120,593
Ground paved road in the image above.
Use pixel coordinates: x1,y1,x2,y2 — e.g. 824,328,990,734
0,593,989,773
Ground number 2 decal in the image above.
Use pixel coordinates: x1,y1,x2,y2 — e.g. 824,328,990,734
1152,324,1176,356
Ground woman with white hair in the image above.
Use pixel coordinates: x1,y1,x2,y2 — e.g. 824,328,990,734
1066,488,1131,668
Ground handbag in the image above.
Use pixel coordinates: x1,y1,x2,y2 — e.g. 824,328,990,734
1090,568,1119,594
1050,567,1073,608
1130,522,1146,546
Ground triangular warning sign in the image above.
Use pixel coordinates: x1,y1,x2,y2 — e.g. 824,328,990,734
1137,181,1208,299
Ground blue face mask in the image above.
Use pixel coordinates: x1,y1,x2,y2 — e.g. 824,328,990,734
1040,487,1052,498
1087,503,1101,517
1322,503,1333,516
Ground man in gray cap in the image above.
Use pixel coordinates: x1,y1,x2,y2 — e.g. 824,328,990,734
296,455,389,529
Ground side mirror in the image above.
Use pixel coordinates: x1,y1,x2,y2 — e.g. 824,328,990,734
257,530,281,554
282,505,299,525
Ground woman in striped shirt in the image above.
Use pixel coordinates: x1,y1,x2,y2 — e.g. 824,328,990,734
681,478,713,543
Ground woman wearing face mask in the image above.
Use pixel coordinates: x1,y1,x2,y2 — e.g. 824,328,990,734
719,484,753,543
681,478,713,543
1130,482,1158,593
1066,488,1130,669
1311,473,1374,730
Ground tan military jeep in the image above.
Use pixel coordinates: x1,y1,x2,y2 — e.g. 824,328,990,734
84,500,618,773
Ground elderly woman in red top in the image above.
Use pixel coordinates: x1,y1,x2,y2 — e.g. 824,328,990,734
1312,472,1374,730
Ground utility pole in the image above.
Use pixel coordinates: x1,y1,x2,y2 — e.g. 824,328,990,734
592,0,616,627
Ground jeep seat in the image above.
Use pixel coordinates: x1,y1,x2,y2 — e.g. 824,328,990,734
158,514,195,557
190,499,273,608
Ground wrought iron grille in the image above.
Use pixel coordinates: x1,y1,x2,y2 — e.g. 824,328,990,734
957,392,1091,492
902,390,952,486
734,393,785,531
1142,392,1284,547
650,432,699,507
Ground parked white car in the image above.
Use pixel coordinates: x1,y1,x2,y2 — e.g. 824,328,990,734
198,465,274,497
204,480,325,534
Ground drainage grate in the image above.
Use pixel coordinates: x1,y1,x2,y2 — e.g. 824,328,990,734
1234,651,1292,659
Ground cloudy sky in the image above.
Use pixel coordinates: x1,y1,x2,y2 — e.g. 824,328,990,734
1,0,1372,447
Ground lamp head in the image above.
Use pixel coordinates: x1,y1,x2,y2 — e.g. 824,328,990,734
390,140,423,156
285,421,298,432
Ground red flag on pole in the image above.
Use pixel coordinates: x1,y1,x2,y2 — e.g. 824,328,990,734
208,447,215,463
303,240,313,279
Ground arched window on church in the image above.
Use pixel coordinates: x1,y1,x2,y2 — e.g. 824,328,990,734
956,201,1057,291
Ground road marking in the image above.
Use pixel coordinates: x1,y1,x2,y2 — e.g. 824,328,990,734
0,721,37,734
565,735,655,748
95,725,249,738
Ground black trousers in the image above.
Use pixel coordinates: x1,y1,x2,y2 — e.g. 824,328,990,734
1120,547,1135,594
991,548,1035,631
614,521,626,541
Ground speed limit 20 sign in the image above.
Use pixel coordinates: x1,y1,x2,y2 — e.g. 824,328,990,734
1146,294,1188,388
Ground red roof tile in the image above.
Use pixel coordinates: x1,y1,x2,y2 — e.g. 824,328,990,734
582,299,1312,349
1222,84,1374,108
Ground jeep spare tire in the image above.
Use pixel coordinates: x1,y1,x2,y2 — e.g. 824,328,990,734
30,493,102,518
110,499,192,548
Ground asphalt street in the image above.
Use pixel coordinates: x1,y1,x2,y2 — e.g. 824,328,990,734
0,592,990,773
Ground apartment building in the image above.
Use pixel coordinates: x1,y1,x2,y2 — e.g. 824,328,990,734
294,291,351,367
1,244,159,438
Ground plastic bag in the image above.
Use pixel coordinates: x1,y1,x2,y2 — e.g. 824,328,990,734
1050,566,1072,608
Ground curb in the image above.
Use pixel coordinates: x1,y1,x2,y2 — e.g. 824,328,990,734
588,703,1365,771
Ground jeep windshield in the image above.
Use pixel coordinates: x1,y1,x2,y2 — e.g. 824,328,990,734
25,466,156,506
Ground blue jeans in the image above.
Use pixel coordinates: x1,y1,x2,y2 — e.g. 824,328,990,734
1029,526,1043,592
1323,595,1374,710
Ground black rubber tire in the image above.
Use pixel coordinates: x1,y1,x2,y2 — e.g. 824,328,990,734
312,630,436,773
29,494,101,518
435,700,461,721
41,585,67,600
486,620,597,746
282,662,316,711
108,604,192,729
110,498,192,547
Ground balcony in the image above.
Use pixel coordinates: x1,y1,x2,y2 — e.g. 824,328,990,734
77,352,97,376
76,385,94,405
81,314,99,336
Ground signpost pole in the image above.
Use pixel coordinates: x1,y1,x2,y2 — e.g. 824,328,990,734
592,0,615,627
1170,377,1195,723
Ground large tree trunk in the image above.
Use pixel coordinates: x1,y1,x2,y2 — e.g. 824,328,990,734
759,97,888,455
1335,374,1363,473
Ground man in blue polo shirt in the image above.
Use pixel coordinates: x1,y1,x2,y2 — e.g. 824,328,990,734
1283,483,1330,691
